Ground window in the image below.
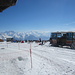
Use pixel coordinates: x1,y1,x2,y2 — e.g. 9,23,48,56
57,33,62,38
73,33,75,40
67,33,73,40
51,33,57,39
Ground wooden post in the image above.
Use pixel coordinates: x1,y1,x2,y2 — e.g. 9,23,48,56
18,43,20,50
30,43,32,68
7,43,8,48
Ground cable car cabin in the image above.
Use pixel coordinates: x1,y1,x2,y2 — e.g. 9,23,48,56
50,31,75,48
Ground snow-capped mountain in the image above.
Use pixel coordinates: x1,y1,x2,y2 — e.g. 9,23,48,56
0,31,50,40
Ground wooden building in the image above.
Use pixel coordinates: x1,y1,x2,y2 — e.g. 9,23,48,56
7,38,13,42
0,39,4,42
50,31,75,49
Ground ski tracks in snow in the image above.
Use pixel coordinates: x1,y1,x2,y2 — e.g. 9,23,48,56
32,43,75,75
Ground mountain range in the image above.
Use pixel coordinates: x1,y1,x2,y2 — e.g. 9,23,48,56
0,31,50,40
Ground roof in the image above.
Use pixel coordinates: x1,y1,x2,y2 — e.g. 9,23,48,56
0,0,18,12
51,31,75,34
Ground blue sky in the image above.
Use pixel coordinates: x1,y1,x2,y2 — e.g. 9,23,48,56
0,0,75,32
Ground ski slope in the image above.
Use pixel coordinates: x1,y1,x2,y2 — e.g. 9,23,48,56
0,42,75,75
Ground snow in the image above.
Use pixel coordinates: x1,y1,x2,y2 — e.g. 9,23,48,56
0,42,75,75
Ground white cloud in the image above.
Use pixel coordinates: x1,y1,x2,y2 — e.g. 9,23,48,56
64,21,75,25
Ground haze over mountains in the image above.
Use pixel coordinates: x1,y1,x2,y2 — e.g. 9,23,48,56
0,31,50,40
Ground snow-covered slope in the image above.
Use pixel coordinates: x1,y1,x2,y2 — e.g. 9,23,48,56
0,42,75,75
0,31,50,40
